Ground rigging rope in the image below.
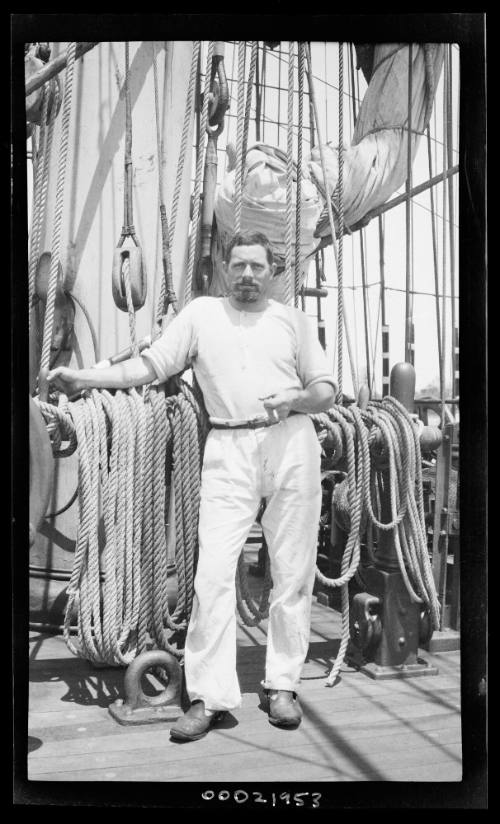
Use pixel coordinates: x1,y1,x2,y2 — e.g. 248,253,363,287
284,42,295,305
337,42,345,403
234,41,246,234
294,42,304,308
39,42,76,375
169,42,201,257
36,379,208,665
184,41,214,305
152,42,178,331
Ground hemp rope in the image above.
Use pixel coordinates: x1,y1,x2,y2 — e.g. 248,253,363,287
184,41,215,305
234,41,246,234
284,42,295,306
39,42,76,374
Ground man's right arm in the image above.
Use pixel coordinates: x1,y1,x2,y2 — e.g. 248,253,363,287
47,356,158,396
46,298,201,397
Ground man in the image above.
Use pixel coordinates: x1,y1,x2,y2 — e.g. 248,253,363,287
47,231,336,741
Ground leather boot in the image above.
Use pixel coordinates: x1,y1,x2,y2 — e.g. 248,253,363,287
266,690,302,728
170,701,226,742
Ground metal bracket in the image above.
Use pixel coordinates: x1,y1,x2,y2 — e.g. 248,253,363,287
108,650,184,726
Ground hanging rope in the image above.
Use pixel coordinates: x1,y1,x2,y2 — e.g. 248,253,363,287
310,396,441,685
440,50,449,427
29,87,50,329
337,42,345,403
305,43,357,399
169,41,201,254
184,41,214,305
242,41,258,163
426,125,443,394
283,42,295,306
295,42,305,309
404,44,414,365
234,41,247,234
38,378,209,666
117,42,140,358
39,42,76,376
152,42,178,333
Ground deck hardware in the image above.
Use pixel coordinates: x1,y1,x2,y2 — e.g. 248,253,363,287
108,649,183,725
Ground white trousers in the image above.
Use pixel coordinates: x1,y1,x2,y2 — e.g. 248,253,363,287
184,413,322,711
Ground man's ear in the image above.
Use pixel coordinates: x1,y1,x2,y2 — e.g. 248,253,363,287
271,263,277,278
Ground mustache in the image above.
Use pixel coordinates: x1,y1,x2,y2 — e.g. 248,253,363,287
232,281,260,290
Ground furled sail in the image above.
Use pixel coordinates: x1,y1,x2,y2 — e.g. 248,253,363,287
311,43,445,239
210,43,444,301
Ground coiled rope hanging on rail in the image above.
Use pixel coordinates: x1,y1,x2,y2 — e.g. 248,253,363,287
311,396,441,685
36,379,209,666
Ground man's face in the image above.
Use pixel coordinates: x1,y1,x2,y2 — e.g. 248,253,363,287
224,244,276,305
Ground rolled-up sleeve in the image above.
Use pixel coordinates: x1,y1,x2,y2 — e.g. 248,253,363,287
141,301,198,382
295,312,336,391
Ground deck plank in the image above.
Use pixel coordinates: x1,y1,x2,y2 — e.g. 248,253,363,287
28,597,462,783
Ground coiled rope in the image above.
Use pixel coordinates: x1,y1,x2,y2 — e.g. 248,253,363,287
35,379,208,666
310,396,440,685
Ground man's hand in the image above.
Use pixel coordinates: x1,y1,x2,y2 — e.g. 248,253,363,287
46,366,87,397
259,389,298,422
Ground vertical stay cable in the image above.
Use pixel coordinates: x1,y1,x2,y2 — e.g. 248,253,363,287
152,42,177,331
40,42,77,375
446,44,458,406
404,44,414,365
284,42,295,305
295,42,304,307
440,51,449,424
185,41,214,305
242,41,258,162
359,231,372,390
379,215,390,397
337,42,345,402
305,42,356,398
426,125,443,392
254,43,261,143
234,41,246,233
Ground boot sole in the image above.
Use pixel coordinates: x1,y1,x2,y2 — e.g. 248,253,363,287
268,716,302,728
170,712,226,742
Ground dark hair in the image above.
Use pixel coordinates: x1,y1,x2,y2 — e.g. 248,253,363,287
224,231,274,266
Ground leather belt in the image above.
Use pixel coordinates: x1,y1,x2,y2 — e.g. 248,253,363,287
211,411,299,430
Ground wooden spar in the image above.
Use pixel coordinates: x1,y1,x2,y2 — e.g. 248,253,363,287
25,42,99,96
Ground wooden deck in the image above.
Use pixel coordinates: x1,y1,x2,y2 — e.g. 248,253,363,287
28,590,462,783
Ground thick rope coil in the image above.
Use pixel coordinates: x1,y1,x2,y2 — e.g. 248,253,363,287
48,377,206,665
40,42,76,374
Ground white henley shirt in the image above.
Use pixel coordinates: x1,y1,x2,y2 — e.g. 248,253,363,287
142,296,335,421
